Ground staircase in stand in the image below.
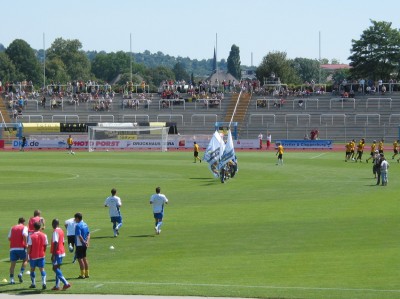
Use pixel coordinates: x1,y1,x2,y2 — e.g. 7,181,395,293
224,92,252,133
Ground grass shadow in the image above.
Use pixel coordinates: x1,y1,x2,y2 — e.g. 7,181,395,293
130,234,155,238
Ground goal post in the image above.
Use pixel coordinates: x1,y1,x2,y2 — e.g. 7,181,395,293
88,125,169,152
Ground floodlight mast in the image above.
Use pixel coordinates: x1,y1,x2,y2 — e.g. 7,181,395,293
130,33,132,83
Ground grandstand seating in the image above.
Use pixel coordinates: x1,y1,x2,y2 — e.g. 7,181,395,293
5,90,400,142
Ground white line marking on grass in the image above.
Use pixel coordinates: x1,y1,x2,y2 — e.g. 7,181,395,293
94,284,104,288
0,258,9,262
82,281,400,294
91,229,100,233
310,153,327,159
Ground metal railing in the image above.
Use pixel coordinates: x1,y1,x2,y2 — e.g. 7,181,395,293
329,98,355,110
366,98,392,110
320,114,346,125
157,114,184,124
249,113,276,125
17,115,44,123
122,114,150,122
284,114,311,125
190,114,218,126
354,114,381,125
87,115,114,122
51,115,79,123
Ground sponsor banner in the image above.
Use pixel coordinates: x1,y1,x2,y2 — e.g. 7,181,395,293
275,140,333,149
23,123,60,133
234,139,259,149
12,137,261,149
12,139,178,149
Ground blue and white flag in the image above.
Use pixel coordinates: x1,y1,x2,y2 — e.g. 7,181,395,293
218,130,236,170
203,131,225,178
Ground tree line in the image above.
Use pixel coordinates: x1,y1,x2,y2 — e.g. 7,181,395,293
1,20,399,91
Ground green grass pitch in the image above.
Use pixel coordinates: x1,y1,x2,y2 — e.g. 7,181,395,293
0,150,399,299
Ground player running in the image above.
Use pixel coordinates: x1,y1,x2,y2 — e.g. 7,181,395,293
350,139,356,160
193,142,202,163
355,138,365,162
276,143,284,165
392,139,399,160
378,139,384,154
150,187,169,235
104,188,123,237
366,140,376,163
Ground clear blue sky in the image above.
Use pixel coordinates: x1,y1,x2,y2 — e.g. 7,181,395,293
3,0,400,66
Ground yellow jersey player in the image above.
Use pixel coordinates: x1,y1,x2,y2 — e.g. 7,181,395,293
366,140,376,163
392,139,399,160
378,139,384,154
355,138,365,162
67,135,75,155
193,142,201,163
276,143,284,165
350,139,356,160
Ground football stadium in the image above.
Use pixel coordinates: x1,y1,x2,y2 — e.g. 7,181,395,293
0,80,400,299
2,8,400,298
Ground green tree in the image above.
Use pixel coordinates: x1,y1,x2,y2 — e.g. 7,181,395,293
47,38,91,81
227,44,241,79
45,57,70,83
92,51,131,83
172,62,189,81
256,51,300,84
349,20,400,81
332,69,351,85
5,39,42,84
0,52,17,82
291,57,328,83
145,66,175,87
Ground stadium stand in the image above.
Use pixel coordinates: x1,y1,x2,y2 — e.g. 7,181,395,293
4,86,400,142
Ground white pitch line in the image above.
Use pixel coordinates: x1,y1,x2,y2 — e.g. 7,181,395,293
94,284,104,288
91,229,100,233
310,153,327,159
81,281,400,294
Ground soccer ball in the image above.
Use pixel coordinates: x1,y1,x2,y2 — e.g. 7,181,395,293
26,271,30,275
109,245,115,250
72,152,76,155
68,244,74,252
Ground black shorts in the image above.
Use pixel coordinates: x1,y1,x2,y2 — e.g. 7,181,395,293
76,246,87,259
278,154,283,159
394,149,398,154
67,235,75,246
194,151,199,157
